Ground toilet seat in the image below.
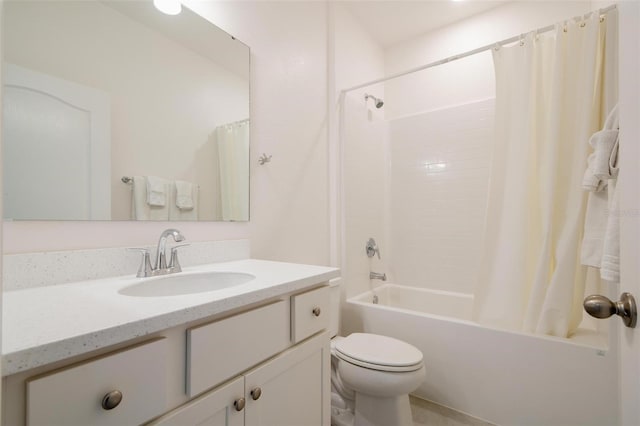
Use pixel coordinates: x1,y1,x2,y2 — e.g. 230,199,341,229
334,333,423,372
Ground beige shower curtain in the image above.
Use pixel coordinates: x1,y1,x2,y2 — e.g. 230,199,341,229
473,10,618,337
216,119,250,221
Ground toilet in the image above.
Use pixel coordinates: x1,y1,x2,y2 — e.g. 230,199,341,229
329,281,426,426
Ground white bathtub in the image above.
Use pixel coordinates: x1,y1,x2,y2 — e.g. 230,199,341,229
347,284,618,426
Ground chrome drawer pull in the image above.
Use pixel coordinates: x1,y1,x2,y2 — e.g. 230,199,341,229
312,307,321,317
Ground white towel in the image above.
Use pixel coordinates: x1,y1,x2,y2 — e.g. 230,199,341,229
582,105,619,191
132,176,169,220
580,103,620,279
582,155,608,192
580,190,608,267
169,184,198,221
591,130,618,180
175,180,194,210
601,179,620,282
146,176,167,207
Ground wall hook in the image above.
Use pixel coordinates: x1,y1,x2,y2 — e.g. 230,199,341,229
258,153,272,165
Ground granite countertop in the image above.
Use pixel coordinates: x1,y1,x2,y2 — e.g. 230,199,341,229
2,259,340,376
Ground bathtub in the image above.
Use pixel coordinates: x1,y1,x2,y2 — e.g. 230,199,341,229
347,284,618,426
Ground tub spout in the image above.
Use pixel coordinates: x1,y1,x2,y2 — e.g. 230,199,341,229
370,272,387,281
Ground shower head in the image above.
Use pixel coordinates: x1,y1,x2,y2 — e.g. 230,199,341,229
364,93,384,108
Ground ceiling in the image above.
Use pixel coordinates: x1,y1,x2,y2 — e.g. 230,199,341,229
343,0,507,48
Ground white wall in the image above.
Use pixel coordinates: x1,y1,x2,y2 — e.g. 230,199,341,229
184,1,329,265
330,4,387,299
384,1,592,118
388,99,493,293
3,1,329,267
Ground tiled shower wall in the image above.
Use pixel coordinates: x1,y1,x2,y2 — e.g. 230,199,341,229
388,98,494,294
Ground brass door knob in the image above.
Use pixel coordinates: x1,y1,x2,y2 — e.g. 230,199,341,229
584,292,637,328
234,398,246,411
250,387,262,400
312,307,321,317
101,390,123,410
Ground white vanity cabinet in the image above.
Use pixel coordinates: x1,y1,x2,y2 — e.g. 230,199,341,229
151,332,329,426
161,285,330,426
4,284,332,426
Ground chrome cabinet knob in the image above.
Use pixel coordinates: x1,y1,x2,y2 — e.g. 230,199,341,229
250,387,262,400
584,293,637,328
234,398,246,411
312,307,321,317
101,390,123,410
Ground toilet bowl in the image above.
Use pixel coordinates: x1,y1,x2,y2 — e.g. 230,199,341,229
328,280,425,426
330,332,425,426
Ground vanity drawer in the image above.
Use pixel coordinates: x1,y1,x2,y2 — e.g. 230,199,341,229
187,300,289,397
26,338,167,426
291,285,330,343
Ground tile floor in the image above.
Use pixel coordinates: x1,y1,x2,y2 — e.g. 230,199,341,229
411,396,496,426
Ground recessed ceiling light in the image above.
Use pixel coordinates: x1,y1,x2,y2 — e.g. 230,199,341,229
153,0,182,15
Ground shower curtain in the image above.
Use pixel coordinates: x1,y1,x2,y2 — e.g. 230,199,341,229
473,10,618,337
216,119,249,221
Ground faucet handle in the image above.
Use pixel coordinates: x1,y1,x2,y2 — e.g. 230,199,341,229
127,248,153,278
366,238,381,259
169,244,190,272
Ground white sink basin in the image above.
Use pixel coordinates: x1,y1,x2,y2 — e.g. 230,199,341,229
119,271,256,297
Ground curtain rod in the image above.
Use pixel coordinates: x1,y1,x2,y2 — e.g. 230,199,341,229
341,4,617,94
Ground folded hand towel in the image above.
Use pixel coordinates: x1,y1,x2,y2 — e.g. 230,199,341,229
169,184,199,220
146,176,167,207
131,176,169,220
175,180,194,210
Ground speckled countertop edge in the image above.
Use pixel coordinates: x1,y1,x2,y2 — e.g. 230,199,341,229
2,259,340,376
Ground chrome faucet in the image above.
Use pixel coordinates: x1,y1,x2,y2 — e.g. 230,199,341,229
370,272,387,281
130,229,187,278
155,228,185,270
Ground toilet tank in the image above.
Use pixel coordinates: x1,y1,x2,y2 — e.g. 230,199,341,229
329,278,341,337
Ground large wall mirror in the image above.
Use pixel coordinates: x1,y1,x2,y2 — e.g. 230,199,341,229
2,0,250,221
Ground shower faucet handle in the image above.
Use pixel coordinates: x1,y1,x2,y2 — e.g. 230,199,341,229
366,238,381,259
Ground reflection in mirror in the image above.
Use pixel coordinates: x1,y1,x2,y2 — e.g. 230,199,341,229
2,0,250,221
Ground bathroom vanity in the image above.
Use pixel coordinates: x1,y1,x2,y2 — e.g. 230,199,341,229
2,259,339,425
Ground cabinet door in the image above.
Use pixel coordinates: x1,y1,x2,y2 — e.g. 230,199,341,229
244,332,330,426
148,377,244,426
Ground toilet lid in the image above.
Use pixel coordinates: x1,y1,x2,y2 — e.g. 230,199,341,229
334,333,423,372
